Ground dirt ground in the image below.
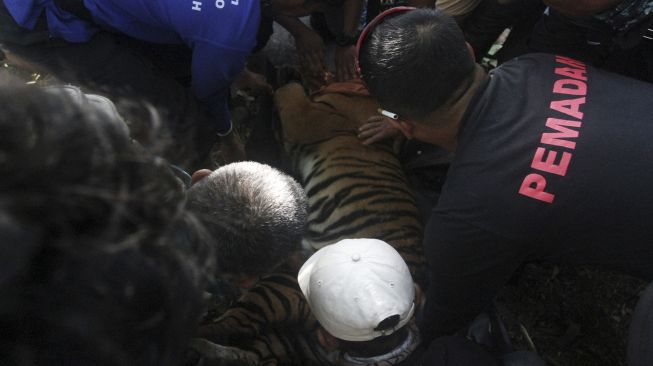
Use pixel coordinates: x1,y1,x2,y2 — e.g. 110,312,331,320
498,263,645,366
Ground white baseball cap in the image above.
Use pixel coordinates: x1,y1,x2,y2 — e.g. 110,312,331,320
297,238,415,341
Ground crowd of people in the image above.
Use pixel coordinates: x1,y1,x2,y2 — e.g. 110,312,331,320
1,0,653,365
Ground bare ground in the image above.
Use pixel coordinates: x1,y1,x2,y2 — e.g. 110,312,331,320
498,263,645,366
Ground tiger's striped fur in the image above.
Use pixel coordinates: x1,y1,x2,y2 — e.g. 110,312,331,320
196,269,327,365
194,82,427,365
199,270,316,341
276,82,428,284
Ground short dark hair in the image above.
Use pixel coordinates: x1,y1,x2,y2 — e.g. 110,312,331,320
186,162,307,275
0,81,213,366
359,8,475,121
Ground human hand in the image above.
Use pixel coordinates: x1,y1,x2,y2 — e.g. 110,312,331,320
358,114,402,145
295,29,327,81
232,68,272,95
335,45,358,82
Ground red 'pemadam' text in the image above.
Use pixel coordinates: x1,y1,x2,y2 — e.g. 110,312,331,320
519,56,587,203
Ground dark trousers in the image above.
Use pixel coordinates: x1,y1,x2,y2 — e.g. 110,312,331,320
0,2,216,169
460,0,545,63
528,9,653,83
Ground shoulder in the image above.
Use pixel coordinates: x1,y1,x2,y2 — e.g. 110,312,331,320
177,1,260,51
489,53,557,82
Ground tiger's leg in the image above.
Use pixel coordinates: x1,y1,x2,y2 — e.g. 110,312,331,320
240,327,325,366
198,273,316,345
192,327,323,366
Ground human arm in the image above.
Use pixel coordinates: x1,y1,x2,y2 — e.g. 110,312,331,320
191,42,251,161
543,0,623,17
191,41,251,136
275,14,328,87
198,273,317,344
334,0,364,81
419,211,527,341
434,0,482,22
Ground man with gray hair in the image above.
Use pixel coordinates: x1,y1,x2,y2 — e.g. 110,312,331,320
187,162,308,287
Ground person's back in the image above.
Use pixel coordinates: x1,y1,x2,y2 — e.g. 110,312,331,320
423,51,653,334
439,52,653,272
357,7,653,342
3,0,260,46
0,0,264,168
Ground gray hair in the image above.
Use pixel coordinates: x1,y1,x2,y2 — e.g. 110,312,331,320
187,162,308,274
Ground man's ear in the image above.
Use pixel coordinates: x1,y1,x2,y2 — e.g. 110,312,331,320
191,169,213,185
465,42,476,61
316,327,340,351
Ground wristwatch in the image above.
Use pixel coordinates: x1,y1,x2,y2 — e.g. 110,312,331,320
334,32,358,47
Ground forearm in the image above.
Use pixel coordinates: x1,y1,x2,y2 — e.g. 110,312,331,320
341,0,364,36
274,13,314,38
544,0,624,17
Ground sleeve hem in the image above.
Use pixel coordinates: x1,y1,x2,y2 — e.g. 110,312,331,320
217,121,233,136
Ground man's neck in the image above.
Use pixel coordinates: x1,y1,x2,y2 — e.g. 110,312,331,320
418,65,488,151
337,323,421,366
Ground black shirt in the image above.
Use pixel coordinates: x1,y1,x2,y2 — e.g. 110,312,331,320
421,53,653,339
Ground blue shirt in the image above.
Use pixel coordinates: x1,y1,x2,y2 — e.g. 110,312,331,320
3,0,261,134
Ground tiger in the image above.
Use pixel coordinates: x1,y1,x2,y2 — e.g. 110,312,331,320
193,81,428,365
275,81,428,283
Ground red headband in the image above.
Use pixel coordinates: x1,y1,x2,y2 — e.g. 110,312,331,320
355,6,416,75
